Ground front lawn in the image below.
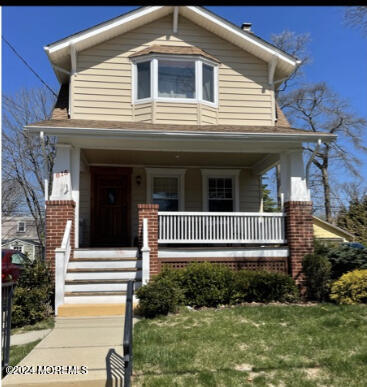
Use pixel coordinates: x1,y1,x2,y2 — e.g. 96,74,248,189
9,340,41,367
133,304,367,386
11,317,54,335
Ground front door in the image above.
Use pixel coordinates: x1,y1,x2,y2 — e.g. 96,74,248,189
91,167,131,247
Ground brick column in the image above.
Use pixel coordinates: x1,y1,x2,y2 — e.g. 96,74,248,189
138,204,159,277
284,201,314,286
45,200,75,279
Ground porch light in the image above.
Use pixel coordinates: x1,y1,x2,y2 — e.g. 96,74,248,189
136,175,142,186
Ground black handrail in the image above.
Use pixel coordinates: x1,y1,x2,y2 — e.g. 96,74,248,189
2,282,15,378
123,280,134,387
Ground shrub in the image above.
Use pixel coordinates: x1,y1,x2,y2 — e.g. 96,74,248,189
135,277,184,318
12,259,54,328
231,270,299,303
178,262,234,307
327,245,367,280
302,241,332,301
330,269,367,304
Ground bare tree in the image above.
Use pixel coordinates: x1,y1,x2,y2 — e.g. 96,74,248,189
1,178,23,216
2,87,57,248
344,6,367,36
271,30,311,93
280,82,367,222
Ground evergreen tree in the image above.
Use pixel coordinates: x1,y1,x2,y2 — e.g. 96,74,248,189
262,184,279,212
337,195,367,245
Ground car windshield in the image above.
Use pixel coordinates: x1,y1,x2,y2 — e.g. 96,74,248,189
11,253,28,265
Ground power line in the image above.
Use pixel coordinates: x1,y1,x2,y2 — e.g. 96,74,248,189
2,35,58,97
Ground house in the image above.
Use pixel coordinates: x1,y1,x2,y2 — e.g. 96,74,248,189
1,216,42,260
25,6,336,316
313,216,354,244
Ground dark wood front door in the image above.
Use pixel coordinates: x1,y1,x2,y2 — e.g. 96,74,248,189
91,167,131,247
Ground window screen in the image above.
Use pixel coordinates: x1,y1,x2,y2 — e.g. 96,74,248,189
202,63,214,102
153,177,179,211
137,61,151,100
158,60,195,99
208,178,233,212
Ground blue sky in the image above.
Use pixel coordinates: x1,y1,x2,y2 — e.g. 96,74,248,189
3,6,367,198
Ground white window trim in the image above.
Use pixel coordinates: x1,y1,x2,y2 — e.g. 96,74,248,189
10,244,24,253
201,169,240,212
145,168,186,211
132,54,218,107
17,221,26,233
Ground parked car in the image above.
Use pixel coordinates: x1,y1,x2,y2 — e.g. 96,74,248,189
342,242,366,250
2,249,30,282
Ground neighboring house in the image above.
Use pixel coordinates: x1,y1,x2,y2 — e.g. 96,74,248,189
25,6,336,316
1,216,42,260
313,216,354,244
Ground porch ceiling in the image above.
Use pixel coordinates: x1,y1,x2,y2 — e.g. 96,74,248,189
82,148,268,168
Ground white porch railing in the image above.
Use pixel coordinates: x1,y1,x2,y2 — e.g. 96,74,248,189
55,220,72,315
158,212,286,244
141,218,150,285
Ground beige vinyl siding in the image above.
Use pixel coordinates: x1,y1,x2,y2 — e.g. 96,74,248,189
74,15,273,125
79,170,91,247
185,169,202,211
239,170,262,212
134,102,152,122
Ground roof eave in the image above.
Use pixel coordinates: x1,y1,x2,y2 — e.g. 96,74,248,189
25,124,337,143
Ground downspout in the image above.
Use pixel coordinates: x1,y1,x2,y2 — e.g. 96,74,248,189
40,131,49,203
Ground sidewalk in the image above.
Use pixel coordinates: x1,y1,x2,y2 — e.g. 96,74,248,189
3,315,125,387
11,329,52,346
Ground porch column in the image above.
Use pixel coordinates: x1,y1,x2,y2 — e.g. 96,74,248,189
46,144,76,279
138,204,159,277
280,150,313,286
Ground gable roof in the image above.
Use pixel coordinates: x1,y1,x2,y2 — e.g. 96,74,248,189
313,216,355,241
45,6,300,84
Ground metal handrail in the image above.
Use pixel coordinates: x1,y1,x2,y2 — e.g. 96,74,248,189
2,282,15,378
123,280,134,387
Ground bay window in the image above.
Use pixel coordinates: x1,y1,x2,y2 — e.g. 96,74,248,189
133,55,217,106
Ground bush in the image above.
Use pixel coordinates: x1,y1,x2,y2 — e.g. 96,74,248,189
135,277,184,318
178,262,233,307
231,270,299,304
327,245,367,280
302,241,332,301
330,269,367,304
12,259,54,328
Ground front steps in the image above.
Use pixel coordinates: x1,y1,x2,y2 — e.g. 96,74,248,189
59,248,141,316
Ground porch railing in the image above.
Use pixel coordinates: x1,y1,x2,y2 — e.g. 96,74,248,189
55,220,72,315
2,282,14,378
158,212,286,244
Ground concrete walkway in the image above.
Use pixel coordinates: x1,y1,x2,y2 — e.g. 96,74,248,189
11,329,52,346
3,316,125,387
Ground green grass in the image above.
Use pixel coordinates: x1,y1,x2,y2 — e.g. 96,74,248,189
133,304,367,386
11,317,54,335
9,340,41,367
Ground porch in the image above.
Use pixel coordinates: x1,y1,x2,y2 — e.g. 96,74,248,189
44,130,316,314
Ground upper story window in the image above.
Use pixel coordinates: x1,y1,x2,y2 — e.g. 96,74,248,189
133,54,218,106
17,222,26,233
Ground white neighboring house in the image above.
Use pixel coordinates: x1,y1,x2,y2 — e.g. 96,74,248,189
1,216,42,260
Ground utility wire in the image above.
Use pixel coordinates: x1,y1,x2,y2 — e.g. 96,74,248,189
2,36,58,97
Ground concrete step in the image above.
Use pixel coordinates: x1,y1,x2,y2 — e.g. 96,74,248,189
65,280,142,292
65,270,141,281
57,303,138,317
64,295,129,304
65,291,127,297
74,248,138,259
68,259,141,269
